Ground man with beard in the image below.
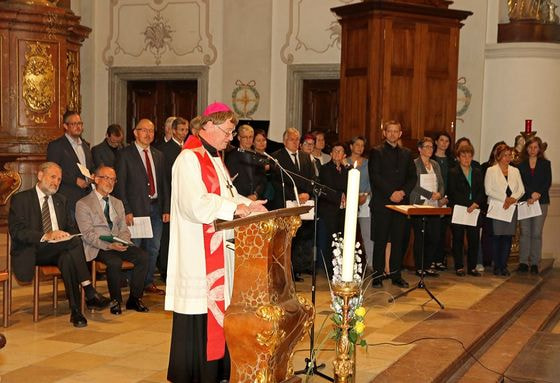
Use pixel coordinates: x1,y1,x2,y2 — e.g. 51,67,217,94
9,162,110,327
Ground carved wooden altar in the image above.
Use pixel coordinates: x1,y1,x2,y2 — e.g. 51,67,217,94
215,207,315,383
0,0,90,221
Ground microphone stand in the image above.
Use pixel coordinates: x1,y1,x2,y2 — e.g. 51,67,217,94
281,170,334,382
260,151,300,208
257,149,336,380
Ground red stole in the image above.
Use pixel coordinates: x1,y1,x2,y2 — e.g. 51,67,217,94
184,135,226,361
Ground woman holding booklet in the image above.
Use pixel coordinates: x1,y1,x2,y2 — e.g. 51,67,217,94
409,137,445,277
447,144,485,276
517,136,551,274
484,143,525,276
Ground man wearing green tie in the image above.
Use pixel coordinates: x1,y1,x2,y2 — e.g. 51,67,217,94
75,166,149,315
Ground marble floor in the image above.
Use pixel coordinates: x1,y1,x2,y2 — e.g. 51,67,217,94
0,264,513,383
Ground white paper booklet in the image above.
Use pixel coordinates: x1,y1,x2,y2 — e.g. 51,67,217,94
517,200,542,221
486,200,516,223
128,216,154,238
451,205,480,227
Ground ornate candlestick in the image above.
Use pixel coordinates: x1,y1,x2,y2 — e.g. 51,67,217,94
332,281,360,383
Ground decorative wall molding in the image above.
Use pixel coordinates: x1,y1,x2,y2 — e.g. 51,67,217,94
285,64,340,132
456,76,472,123
108,65,208,136
280,0,356,64
486,43,560,59
102,0,217,67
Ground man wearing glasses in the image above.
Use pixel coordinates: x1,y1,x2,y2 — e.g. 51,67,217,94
114,119,170,296
165,102,267,382
47,110,95,213
225,124,266,201
75,166,149,315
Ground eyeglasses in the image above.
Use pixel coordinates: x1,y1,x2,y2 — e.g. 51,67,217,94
65,122,84,127
136,128,155,134
215,124,237,138
422,145,434,149
97,175,117,182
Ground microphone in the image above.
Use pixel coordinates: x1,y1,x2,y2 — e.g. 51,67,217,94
238,147,270,166
261,151,300,207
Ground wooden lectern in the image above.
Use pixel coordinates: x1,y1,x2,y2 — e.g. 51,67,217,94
215,206,315,383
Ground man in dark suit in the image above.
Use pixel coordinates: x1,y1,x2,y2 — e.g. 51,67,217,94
225,124,266,200
270,127,315,209
8,162,110,327
75,166,149,315
157,117,189,281
271,127,316,280
369,121,417,289
114,119,170,295
47,110,95,213
91,124,125,169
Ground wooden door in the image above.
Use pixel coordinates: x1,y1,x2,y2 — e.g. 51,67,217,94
126,80,197,143
382,19,421,149
420,24,459,141
302,79,339,141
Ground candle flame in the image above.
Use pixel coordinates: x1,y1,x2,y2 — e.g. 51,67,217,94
353,161,358,169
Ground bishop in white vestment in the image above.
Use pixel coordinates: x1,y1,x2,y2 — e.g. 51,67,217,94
165,103,267,383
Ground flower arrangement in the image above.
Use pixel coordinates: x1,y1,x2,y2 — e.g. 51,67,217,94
329,233,368,351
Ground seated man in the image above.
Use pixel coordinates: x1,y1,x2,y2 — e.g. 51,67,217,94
8,162,110,327
75,166,149,315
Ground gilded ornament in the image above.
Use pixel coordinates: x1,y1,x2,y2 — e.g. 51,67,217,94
258,220,276,239
66,51,80,112
255,369,271,383
22,42,55,124
256,304,285,350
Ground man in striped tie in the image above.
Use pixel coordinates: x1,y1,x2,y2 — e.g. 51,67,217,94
8,162,110,327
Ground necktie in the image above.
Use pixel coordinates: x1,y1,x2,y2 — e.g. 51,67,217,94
291,152,300,171
103,196,113,230
41,196,52,234
143,149,156,197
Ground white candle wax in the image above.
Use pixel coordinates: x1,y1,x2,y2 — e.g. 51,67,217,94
342,162,360,282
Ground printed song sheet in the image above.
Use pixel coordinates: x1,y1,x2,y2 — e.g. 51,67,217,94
451,205,480,227
486,200,516,223
517,200,542,220
128,216,153,238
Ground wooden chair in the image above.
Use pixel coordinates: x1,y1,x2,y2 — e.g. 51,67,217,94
91,259,135,286
7,235,75,323
32,264,63,322
0,270,8,328
1,170,22,327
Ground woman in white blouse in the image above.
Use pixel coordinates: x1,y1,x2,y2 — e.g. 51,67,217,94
484,143,525,276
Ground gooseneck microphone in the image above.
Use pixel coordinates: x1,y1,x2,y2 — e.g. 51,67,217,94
261,151,301,208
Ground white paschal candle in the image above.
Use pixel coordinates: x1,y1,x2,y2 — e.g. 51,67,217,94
342,161,360,282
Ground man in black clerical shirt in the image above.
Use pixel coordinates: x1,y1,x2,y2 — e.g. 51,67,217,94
368,121,417,288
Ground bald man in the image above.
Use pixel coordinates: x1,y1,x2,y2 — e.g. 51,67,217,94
114,119,170,295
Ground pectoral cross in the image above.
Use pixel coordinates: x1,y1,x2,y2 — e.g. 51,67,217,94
225,178,234,198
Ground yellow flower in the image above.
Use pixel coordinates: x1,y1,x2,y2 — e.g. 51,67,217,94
355,306,366,317
354,321,365,335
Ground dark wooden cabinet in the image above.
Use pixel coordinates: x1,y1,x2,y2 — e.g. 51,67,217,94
332,0,471,149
